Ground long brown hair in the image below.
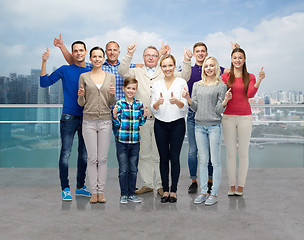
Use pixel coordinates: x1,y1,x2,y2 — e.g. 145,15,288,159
227,48,250,97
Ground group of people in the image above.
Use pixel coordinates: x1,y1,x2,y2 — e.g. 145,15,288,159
40,35,265,205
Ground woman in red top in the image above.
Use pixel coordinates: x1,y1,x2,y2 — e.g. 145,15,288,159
221,48,265,196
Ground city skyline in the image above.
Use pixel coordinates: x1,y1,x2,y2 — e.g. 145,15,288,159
0,0,304,94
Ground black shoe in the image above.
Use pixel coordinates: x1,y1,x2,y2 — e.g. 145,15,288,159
188,182,198,194
169,196,177,203
160,196,170,203
207,182,213,194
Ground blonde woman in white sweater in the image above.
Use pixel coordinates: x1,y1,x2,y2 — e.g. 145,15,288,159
78,46,116,203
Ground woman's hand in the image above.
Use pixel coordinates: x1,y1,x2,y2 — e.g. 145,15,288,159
78,84,85,96
222,88,232,107
184,47,193,62
109,83,115,95
182,87,192,105
169,92,176,104
42,48,49,62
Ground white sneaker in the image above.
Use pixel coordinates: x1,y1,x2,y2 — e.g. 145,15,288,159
194,194,208,204
205,195,218,205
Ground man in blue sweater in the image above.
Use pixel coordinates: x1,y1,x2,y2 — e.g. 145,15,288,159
40,41,92,201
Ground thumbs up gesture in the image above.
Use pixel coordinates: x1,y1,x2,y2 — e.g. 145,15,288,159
158,92,164,105
109,82,115,95
127,43,137,57
78,84,85,96
225,88,232,101
113,105,119,119
184,47,193,62
143,106,149,118
258,66,265,81
42,48,49,62
169,91,176,104
182,87,190,99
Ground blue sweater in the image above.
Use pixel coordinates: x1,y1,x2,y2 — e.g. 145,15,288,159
40,64,91,116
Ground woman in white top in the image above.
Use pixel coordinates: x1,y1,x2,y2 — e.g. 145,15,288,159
151,54,188,203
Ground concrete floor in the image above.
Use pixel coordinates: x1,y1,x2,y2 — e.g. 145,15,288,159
0,168,303,240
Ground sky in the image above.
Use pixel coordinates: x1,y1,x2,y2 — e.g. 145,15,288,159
0,0,304,93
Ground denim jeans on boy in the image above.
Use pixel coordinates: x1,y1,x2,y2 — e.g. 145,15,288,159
116,141,140,196
195,123,222,196
59,113,87,190
187,109,213,180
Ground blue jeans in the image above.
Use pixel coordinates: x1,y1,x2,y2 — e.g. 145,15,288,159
195,124,222,196
59,113,87,190
116,141,140,196
187,109,213,179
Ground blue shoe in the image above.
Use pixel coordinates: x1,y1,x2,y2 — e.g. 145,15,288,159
75,186,92,197
127,195,142,203
62,187,72,201
120,196,128,204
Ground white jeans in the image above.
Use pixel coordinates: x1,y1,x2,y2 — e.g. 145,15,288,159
82,120,112,194
222,115,252,187
138,120,162,189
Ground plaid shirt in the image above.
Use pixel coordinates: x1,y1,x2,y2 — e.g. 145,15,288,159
113,97,147,144
87,60,136,101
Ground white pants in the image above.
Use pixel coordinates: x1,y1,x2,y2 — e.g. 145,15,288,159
82,120,112,194
138,120,162,189
222,115,252,187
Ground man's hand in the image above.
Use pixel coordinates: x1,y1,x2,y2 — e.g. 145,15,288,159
54,34,64,48
78,84,85,96
184,47,193,62
127,43,137,57
159,41,171,56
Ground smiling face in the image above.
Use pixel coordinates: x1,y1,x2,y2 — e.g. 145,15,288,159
143,48,159,68
204,58,216,77
72,43,87,64
90,49,105,68
160,57,175,78
193,45,208,65
122,83,138,100
231,51,246,70
105,42,120,65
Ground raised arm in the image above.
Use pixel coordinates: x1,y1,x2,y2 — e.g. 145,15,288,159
175,47,192,81
54,34,74,65
118,43,137,79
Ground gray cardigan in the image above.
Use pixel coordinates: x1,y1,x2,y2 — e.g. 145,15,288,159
190,81,227,126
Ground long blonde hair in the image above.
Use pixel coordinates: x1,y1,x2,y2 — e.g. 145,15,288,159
198,56,222,86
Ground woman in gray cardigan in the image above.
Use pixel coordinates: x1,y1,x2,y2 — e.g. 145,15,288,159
182,56,232,206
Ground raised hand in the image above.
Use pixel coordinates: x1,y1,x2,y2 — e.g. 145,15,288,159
230,41,240,50
143,106,149,118
78,84,85,96
54,34,63,48
113,105,118,119
109,82,115,95
258,67,265,80
184,47,193,62
42,48,49,62
169,92,176,104
158,92,164,105
159,41,171,56
225,88,232,101
127,43,137,57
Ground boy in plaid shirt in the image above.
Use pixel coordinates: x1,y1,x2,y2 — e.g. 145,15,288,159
113,78,149,204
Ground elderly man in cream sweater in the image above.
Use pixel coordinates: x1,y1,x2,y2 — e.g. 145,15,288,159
118,42,192,196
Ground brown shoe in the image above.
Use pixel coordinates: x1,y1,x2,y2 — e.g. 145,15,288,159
157,188,164,196
98,193,106,203
134,186,153,194
90,194,98,203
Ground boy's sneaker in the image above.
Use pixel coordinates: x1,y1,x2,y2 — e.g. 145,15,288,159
75,186,92,197
205,195,218,206
188,182,198,194
62,187,72,201
127,195,142,203
194,194,208,204
120,196,128,204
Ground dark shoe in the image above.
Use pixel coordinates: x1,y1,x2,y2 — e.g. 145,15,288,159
169,196,177,203
188,182,198,194
160,196,170,203
207,182,213,194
